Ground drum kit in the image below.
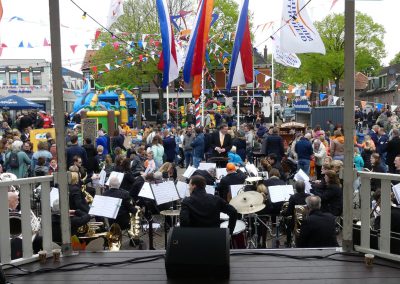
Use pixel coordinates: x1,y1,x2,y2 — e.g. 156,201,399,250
222,190,273,249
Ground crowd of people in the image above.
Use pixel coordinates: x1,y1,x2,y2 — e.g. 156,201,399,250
4,104,400,257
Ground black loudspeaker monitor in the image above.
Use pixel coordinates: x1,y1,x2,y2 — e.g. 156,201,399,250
165,227,230,279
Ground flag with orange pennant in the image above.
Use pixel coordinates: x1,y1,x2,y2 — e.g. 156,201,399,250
183,0,214,100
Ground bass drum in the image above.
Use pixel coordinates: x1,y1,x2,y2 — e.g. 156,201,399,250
220,220,247,249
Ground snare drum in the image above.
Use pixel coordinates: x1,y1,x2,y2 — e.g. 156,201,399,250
220,220,247,249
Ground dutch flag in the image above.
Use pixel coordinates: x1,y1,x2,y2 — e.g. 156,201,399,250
156,0,179,88
226,0,253,91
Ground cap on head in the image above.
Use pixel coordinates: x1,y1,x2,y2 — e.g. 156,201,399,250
226,163,236,172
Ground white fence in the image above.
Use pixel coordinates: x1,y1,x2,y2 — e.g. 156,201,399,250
0,176,54,265
355,171,400,261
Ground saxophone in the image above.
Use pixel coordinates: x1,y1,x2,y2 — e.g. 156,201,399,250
128,207,142,241
81,175,94,205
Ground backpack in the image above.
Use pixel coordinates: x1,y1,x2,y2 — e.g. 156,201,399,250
9,152,19,169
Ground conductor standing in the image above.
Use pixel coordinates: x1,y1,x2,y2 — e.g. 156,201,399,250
180,175,237,235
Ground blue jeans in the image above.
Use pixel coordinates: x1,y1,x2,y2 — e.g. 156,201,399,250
184,151,193,168
193,156,202,168
297,159,310,175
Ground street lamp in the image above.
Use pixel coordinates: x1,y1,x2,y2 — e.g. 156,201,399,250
132,87,142,129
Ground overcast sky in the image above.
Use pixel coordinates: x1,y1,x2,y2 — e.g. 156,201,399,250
0,0,397,72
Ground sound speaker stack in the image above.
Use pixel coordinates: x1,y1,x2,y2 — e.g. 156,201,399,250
165,227,230,279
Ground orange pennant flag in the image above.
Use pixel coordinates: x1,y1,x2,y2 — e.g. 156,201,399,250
306,90,312,97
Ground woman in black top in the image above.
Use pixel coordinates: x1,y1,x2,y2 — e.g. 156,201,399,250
68,172,89,213
312,170,342,216
120,158,136,193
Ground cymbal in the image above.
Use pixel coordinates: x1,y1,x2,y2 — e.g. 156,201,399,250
230,191,263,207
236,204,266,214
160,209,180,216
230,191,264,214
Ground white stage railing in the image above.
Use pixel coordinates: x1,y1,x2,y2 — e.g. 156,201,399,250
0,176,54,265
355,171,400,262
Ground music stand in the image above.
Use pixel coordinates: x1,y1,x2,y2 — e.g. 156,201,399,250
208,156,229,168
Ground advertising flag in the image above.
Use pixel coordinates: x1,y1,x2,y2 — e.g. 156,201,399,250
280,0,325,54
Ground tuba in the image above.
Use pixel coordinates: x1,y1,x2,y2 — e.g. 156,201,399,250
294,205,308,240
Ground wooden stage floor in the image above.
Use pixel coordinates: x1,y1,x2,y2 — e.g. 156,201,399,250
5,249,400,283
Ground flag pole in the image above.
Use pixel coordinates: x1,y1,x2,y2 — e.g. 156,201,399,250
201,67,205,126
271,51,275,126
252,48,255,114
237,86,240,127
166,85,170,122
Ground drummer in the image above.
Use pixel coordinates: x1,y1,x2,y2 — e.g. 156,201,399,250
180,175,237,235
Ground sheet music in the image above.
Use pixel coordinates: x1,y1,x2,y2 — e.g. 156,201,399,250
268,185,294,203
216,168,227,180
98,169,107,186
304,180,312,194
393,183,400,204
176,181,190,198
205,185,216,195
183,166,197,178
294,169,309,181
50,187,59,207
138,182,154,200
151,181,180,205
230,185,243,198
89,195,122,219
239,167,246,173
105,171,125,186
198,163,217,171
245,163,258,177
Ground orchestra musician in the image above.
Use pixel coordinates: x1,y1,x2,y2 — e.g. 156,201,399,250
297,196,338,248
191,167,216,185
180,175,237,235
103,176,138,230
281,181,310,247
9,191,42,259
68,171,90,213
218,163,246,202
51,199,91,243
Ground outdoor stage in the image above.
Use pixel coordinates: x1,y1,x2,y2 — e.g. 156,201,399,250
5,249,400,283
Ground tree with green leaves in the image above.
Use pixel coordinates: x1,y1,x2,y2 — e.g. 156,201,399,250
90,0,193,115
389,52,400,66
279,12,385,96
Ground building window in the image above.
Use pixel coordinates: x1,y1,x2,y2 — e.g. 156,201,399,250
151,99,159,116
21,72,30,85
0,72,5,85
33,71,42,85
9,72,18,85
